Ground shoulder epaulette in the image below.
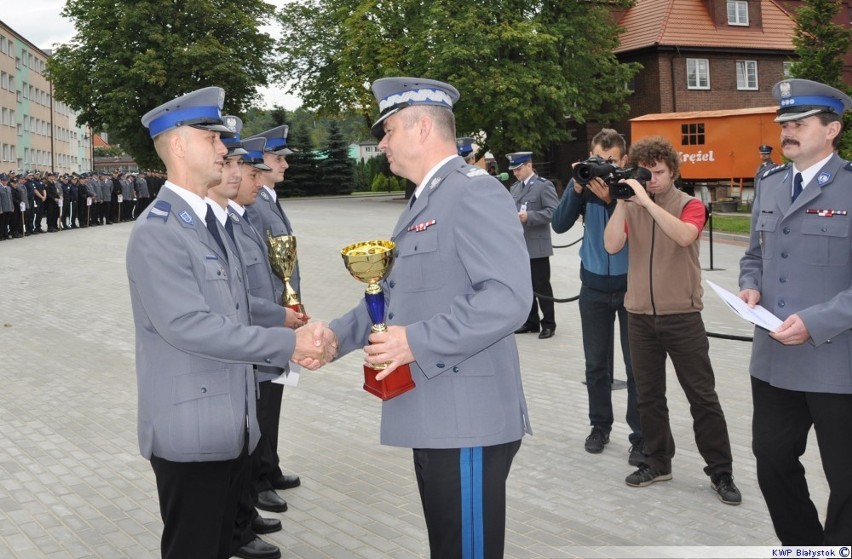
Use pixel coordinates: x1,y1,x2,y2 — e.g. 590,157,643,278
762,163,790,179
844,161,852,172
147,199,170,222
463,166,488,179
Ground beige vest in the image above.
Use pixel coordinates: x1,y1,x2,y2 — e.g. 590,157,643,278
623,187,704,315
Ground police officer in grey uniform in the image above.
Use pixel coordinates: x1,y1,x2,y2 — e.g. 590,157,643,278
241,125,303,507
754,144,775,187
0,174,12,239
329,77,533,559
135,173,151,217
128,87,334,559
508,151,559,339
738,79,852,546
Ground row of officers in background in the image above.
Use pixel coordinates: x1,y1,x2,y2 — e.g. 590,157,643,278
0,170,166,239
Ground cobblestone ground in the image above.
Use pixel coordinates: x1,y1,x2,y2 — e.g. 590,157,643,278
0,195,826,558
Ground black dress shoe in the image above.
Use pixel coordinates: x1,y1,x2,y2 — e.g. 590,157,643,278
233,537,281,559
271,474,301,490
538,328,554,339
251,515,282,534
514,325,539,334
256,489,288,513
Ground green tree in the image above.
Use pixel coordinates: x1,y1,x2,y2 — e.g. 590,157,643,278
280,121,322,197
319,121,355,194
791,0,852,157
276,0,639,158
47,0,278,170
370,173,389,192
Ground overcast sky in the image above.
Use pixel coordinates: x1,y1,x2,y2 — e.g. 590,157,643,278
2,0,301,110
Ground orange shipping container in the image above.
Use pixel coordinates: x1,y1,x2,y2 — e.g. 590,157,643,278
630,107,782,183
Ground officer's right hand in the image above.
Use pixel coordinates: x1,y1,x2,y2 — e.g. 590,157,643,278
737,289,760,308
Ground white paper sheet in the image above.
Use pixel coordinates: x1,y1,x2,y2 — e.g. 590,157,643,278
705,280,782,332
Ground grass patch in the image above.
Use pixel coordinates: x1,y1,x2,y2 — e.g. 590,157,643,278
706,214,751,234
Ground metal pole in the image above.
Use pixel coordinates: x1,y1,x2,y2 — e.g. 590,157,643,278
708,202,714,271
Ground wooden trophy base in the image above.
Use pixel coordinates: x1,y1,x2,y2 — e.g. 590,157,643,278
363,363,415,400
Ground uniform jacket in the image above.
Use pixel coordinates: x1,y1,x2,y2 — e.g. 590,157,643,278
245,186,301,298
228,205,288,382
0,184,12,212
135,176,150,198
510,173,558,259
126,186,297,463
330,157,533,449
740,154,852,394
754,161,775,186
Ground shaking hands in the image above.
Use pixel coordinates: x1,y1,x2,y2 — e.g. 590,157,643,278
292,321,339,370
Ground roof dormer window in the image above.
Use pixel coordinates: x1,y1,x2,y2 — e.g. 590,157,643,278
727,1,749,26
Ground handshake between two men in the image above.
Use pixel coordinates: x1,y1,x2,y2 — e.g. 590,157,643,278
290,320,414,383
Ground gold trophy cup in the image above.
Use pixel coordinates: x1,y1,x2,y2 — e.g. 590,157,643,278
341,240,415,400
266,232,306,315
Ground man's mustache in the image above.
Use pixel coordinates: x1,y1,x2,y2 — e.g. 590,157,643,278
782,139,800,147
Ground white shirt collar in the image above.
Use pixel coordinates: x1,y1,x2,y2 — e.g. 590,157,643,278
414,155,458,198
228,199,245,216
205,198,229,226
162,181,208,223
794,153,835,191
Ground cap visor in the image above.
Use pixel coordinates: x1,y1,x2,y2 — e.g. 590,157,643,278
270,147,293,156
775,108,823,123
370,108,400,139
192,123,233,134
252,163,272,171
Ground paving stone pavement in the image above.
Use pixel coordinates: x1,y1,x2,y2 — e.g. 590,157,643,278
0,195,828,558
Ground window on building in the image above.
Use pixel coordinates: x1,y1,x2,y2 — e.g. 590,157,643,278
686,59,710,90
727,1,748,25
782,61,794,79
681,123,706,146
736,60,758,90
22,82,28,98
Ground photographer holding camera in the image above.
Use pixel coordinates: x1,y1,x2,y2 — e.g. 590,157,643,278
603,136,742,506
551,129,643,464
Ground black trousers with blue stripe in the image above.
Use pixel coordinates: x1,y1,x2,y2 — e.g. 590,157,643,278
413,439,521,559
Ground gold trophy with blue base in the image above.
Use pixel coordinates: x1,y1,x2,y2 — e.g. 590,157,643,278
341,240,415,400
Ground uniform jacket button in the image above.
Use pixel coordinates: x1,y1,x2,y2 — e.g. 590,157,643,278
452,366,459,373
201,386,207,394
389,280,395,288
778,300,786,308
265,358,272,363
436,362,445,368
388,312,394,320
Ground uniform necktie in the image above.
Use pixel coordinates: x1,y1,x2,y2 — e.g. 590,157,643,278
792,172,803,202
409,193,417,208
205,205,228,260
224,216,235,244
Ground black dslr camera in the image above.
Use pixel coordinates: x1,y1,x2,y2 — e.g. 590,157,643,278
572,156,651,199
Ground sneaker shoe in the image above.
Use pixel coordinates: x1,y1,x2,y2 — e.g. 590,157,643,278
628,444,645,467
711,473,742,505
584,427,610,454
625,464,672,487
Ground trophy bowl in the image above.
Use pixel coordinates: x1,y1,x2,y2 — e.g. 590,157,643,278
341,240,396,285
340,240,415,400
